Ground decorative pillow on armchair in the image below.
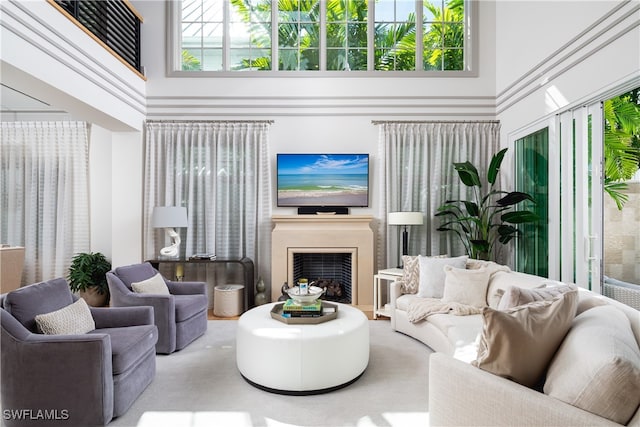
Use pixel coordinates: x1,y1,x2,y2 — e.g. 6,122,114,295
131,273,170,295
473,290,578,388
35,298,96,335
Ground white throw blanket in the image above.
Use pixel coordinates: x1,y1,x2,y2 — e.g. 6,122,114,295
407,298,482,323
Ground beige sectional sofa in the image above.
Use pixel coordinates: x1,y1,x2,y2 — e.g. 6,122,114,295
389,257,640,426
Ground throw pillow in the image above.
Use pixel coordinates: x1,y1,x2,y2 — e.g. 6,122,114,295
441,266,491,308
401,254,447,294
35,298,95,335
472,290,578,388
417,255,468,298
400,255,420,294
497,283,577,311
131,273,170,295
543,305,640,425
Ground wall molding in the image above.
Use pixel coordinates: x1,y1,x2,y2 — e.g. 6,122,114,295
496,1,640,115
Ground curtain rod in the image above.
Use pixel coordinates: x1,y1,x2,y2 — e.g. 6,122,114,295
145,119,274,124
371,120,499,124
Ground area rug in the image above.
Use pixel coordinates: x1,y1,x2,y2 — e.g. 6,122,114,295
108,320,432,427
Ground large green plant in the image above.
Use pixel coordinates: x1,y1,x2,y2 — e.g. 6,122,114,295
436,148,539,260
68,252,112,295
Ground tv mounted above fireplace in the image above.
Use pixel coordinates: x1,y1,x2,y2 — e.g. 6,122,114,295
277,153,369,213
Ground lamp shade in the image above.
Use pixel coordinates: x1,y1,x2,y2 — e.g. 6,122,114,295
152,207,188,228
388,212,423,226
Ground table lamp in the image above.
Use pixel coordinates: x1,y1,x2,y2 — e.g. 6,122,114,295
152,206,188,259
388,212,424,264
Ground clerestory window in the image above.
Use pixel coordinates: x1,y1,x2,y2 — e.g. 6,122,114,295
170,0,475,75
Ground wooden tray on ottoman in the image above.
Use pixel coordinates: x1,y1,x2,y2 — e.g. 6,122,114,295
270,302,338,324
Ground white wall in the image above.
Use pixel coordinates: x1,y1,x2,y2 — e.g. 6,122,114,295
496,0,640,144
89,125,113,259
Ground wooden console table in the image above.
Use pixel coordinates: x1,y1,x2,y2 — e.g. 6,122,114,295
146,258,255,311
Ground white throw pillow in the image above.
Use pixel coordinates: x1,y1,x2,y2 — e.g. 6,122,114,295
131,273,170,295
417,255,468,298
35,298,95,335
441,265,490,308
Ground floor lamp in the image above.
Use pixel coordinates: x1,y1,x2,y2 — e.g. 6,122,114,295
388,212,424,267
152,206,188,259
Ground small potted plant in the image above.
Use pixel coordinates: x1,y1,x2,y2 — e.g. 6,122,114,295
68,252,112,307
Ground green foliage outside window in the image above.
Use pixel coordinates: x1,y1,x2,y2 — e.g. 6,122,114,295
604,88,640,210
182,0,466,72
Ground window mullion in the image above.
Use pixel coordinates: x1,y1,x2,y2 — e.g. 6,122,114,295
416,0,423,70
320,0,326,71
367,0,374,71
223,0,230,71
272,1,278,70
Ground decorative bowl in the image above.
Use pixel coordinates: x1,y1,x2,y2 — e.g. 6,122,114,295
286,285,325,304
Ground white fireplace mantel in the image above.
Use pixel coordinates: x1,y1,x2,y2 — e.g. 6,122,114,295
270,215,374,307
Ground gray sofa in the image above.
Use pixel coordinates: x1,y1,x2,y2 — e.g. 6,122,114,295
390,259,640,426
1,278,158,426
107,262,208,354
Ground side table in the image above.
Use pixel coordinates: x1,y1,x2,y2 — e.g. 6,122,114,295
373,268,403,319
146,257,255,312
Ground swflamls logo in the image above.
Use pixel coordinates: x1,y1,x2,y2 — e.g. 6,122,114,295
3,409,70,421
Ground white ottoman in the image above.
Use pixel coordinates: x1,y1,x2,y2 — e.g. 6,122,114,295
236,302,369,394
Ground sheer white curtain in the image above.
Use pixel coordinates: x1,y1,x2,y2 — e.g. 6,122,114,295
0,121,90,284
377,121,501,269
143,121,272,284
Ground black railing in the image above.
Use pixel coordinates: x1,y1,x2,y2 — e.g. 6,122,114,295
55,0,142,74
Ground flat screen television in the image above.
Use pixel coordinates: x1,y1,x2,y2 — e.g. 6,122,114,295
277,153,369,208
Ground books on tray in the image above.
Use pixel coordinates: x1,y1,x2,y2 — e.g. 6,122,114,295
282,299,322,317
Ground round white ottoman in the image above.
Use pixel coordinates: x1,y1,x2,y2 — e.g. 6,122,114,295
236,302,369,395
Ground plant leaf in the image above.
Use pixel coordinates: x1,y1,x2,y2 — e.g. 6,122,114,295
453,161,481,187
487,148,507,185
463,201,479,217
501,211,539,224
496,192,536,206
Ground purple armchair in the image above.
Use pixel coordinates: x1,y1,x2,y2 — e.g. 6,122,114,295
1,278,158,426
106,262,208,354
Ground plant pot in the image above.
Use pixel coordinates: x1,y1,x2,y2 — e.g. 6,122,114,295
79,287,108,307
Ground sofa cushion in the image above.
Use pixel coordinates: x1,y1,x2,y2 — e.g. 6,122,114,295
473,290,578,388
89,324,158,375
428,313,483,363
401,255,447,294
497,283,576,310
543,305,640,425
174,294,208,322
131,273,170,295
3,278,75,333
417,255,468,298
35,298,96,335
442,266,490,308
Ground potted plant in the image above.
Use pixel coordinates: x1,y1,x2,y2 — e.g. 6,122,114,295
436,148,539,260
68,252,112,307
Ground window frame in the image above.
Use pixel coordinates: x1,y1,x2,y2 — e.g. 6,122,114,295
167,0,478,77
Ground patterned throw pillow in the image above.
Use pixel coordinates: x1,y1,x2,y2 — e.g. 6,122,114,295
35,298,96,335
400,255,421,294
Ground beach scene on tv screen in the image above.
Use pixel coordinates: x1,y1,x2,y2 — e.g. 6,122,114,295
278,154,369,206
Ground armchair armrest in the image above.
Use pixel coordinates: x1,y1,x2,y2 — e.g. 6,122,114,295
428,353,619,427
166,280,207,296
1,309,113,425
90,306,154,329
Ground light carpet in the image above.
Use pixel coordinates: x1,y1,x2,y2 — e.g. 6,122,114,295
109,320,433,427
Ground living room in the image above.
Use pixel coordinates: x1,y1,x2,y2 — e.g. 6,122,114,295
1,0,639,426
